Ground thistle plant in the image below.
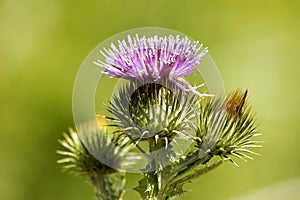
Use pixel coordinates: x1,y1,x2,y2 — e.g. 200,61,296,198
57,34,261,200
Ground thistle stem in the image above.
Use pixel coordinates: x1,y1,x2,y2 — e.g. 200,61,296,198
144,138,167,200
90,173,121,200
172,158,227,187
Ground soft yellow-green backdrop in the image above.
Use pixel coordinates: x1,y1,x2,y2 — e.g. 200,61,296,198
1,0,299,199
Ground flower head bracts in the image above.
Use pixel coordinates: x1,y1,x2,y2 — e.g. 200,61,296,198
93,35,209,96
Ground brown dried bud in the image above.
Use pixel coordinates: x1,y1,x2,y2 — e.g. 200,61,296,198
226,89,248,117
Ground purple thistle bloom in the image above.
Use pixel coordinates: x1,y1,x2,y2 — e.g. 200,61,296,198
93,34,209,96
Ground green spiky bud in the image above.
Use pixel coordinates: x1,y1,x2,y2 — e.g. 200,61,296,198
57,128,134,200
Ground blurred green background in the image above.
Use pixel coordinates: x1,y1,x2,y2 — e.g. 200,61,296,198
1,0,299,199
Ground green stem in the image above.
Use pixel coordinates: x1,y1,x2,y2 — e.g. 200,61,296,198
144,138,167,200
145,171,159,200
171,158,228,187
90,172,123,200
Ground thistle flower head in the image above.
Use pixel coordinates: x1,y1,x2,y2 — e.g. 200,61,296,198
57,128,131,199
94,34,208,96
108,80,199,145
57,128,137,175
196,89,261,165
